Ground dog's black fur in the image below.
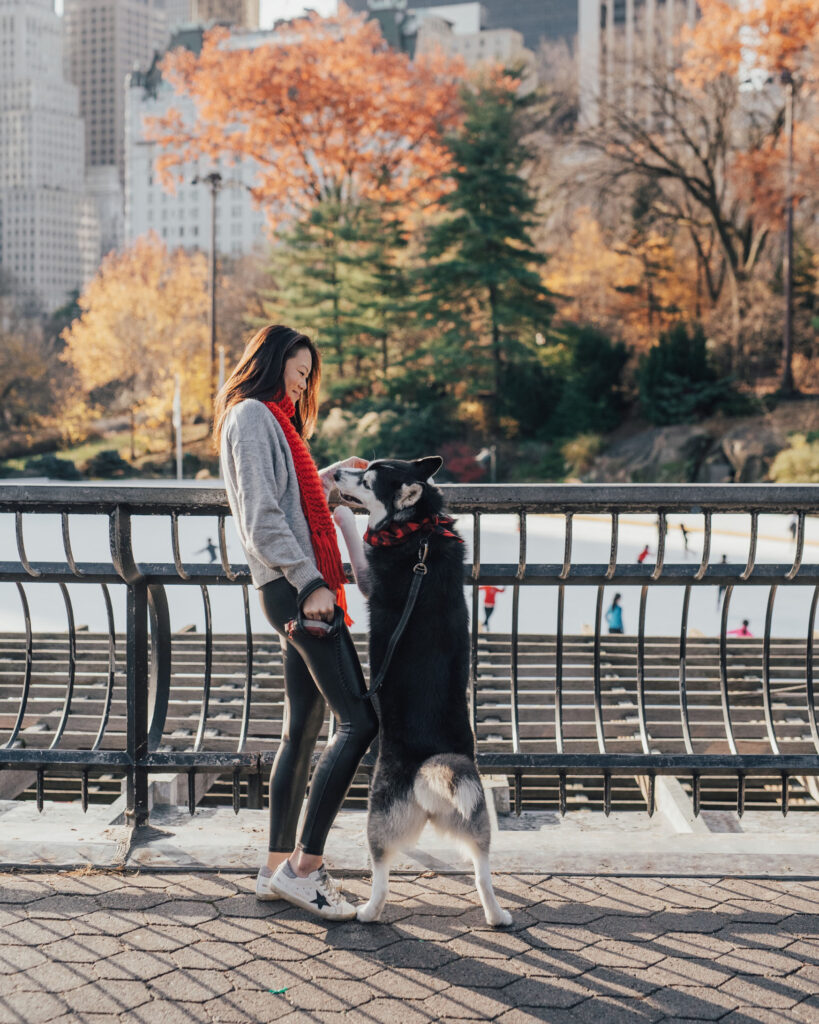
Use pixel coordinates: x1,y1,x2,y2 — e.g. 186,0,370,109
333,456,511,926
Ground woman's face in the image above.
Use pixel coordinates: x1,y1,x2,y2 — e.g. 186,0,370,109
283,346,312,405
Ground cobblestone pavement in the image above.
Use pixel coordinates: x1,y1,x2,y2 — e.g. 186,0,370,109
1,872,818,1024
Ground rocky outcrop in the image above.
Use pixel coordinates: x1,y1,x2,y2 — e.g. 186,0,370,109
584,404,808,484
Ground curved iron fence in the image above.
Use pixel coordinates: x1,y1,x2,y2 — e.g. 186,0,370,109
1,482,819,824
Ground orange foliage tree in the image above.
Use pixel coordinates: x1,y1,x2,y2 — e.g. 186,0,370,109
148,4,464,226
61,234,209,456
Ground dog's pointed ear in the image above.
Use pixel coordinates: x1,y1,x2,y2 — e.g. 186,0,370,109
413,456,443,481
395,482,423,510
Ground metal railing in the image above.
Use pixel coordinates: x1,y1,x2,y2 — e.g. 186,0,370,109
1,482,819,825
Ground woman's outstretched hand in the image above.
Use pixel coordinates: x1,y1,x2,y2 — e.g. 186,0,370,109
319,456,369,498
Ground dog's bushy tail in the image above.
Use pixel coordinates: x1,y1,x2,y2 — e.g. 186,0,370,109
414,754,484,820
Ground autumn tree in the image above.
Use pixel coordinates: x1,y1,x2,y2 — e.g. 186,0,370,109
149,4,463,226
61,234,209,457
681,0,819,393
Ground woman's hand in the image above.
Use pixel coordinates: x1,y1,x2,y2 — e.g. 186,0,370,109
319,456,369,498
301,586,336,623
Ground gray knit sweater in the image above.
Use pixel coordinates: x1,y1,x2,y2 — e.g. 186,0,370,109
220,399,325,598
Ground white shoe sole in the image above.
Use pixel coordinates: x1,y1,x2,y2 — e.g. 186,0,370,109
266,876,357,921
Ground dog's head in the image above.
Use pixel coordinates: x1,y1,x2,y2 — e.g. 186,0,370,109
334,456,444,530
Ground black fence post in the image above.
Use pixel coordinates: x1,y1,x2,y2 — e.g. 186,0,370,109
126,581,150,826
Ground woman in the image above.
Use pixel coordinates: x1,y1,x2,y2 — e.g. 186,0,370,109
214,324,377,921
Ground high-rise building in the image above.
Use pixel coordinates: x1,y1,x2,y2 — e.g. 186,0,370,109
125,30,267,259
577,0,698,125
347,0,575,50
190,0,259,27
0,0,100,311
62,0,169,181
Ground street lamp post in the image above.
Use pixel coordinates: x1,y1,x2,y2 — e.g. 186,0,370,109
193,171,222,422
780,69,795,397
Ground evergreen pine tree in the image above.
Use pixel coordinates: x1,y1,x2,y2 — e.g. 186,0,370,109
418,74,554,427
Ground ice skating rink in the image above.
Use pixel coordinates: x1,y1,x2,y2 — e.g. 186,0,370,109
1,481,817,641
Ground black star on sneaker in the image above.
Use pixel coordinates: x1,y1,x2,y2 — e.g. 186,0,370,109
311,890,330,910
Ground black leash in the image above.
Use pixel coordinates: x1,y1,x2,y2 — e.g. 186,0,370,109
360,536,430,700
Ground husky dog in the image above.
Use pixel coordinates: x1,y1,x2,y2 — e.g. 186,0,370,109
333,457,512,927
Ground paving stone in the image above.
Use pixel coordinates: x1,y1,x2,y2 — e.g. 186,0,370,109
514,947,588,978
715,923,797,950
201,989,296,1022
306,949,385,980
159,876,240,899
120,924,204,952
646,910,730,934
140,902,220,927
519,923,600,951
421,986,513,1018
654,884,721,910
714,900,790,924
170,939,253,969
495,1010,581,1024
366,967,450,999
631,955,731,988
320,923,401,952
93,890,170,911
372,938,459,970
587,940,667,968
213,893,288,918
0,943,48,973
655,932,736,959
501,977,594,1009
229,959,304,991
0,876,51,903
1,917,76,945
571,995,664,1023
9,961,98,992
49,871,126,894
196,915,270,942
93,950,177,981
352,998,434,1024
720,1010,805,1024
718,976,805,1009
244,932,327,960
581,965,660,997
284,978,374,1012
128,998,211,1024
148,968,233,1002
780,913,819,937
28,894,103,919
647,985,741,1020
0,991,69,1024
590,914,666,942
398,915,471,941
791,996,819,1023
526,901,605,925
434,957,520,988
71,910,139,937
714,948,802,976
41,934,122,963
63,979,153,1014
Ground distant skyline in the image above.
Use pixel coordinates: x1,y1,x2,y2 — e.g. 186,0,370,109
54,1,339,26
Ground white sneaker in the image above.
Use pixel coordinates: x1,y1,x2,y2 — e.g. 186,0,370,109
265,861,357,921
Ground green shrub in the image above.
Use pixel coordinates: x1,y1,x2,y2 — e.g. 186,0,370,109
84,449,135,478
556,325,629,435
769,434,819,483
24,454,83,480
638,322,750,425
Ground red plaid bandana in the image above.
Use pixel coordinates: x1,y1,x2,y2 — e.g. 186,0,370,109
364,514,463,548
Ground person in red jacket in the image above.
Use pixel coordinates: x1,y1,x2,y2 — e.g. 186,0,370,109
479,585,505,630
637,545,651,564
728,619,753,637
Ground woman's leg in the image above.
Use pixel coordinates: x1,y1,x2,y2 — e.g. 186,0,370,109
266,637,326,867
259,579,378,865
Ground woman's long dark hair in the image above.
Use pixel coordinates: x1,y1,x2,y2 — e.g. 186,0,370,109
213,324,321,449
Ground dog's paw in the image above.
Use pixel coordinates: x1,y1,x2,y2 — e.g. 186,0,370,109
356,901,383,924
333,505,356,527
486,908,513,928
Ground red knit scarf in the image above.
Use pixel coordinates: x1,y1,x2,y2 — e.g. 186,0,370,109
263,396,350,623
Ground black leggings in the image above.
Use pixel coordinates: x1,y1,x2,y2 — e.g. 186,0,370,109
259,578,378,856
